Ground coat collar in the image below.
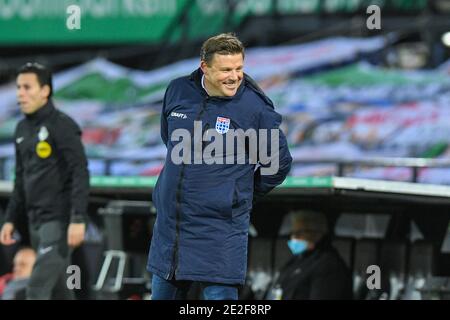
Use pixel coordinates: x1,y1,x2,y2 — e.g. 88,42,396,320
25,100,55,124
189,68,245,101
189,68,275,108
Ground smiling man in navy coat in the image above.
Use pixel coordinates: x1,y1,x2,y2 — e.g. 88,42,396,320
148,33,292,300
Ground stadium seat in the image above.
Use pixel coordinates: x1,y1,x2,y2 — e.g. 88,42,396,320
408,240,434,277
246,237,273,299
402,240,434,300
273,236,292,277
379,240,408,300
419,277,450,300
331,236,354,271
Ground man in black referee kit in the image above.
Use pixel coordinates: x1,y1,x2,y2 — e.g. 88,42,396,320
0,62,90,299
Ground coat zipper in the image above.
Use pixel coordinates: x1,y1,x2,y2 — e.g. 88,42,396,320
170,97,209,279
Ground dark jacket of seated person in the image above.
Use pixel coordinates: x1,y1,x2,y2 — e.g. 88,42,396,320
267,211,353,300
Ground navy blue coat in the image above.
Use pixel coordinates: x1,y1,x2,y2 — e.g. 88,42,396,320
147,69,292,285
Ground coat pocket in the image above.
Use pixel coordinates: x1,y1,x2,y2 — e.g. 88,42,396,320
183,179,235,220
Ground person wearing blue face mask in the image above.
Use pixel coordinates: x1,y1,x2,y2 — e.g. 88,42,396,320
267,210,353,300
287,238,309,255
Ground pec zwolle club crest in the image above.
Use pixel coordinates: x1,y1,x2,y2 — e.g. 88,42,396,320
215,116,230,134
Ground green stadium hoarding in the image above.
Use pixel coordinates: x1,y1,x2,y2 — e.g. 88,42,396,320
3,176,450,212
3,176,450,199
0,0,241,44
88,175,333,188
90,175,159,187
0,0,427,45
88,176,450,198
0,0,188,44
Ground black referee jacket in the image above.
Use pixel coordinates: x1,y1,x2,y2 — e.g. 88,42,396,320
5,100,89,225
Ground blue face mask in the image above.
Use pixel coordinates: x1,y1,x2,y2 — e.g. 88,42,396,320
288,239,308,255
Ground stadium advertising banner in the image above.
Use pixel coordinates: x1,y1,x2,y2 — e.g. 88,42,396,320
0,0,427,45
0,0,184,44
0,0,255,44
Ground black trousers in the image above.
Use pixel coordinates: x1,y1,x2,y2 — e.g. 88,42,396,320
27,220,74,300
